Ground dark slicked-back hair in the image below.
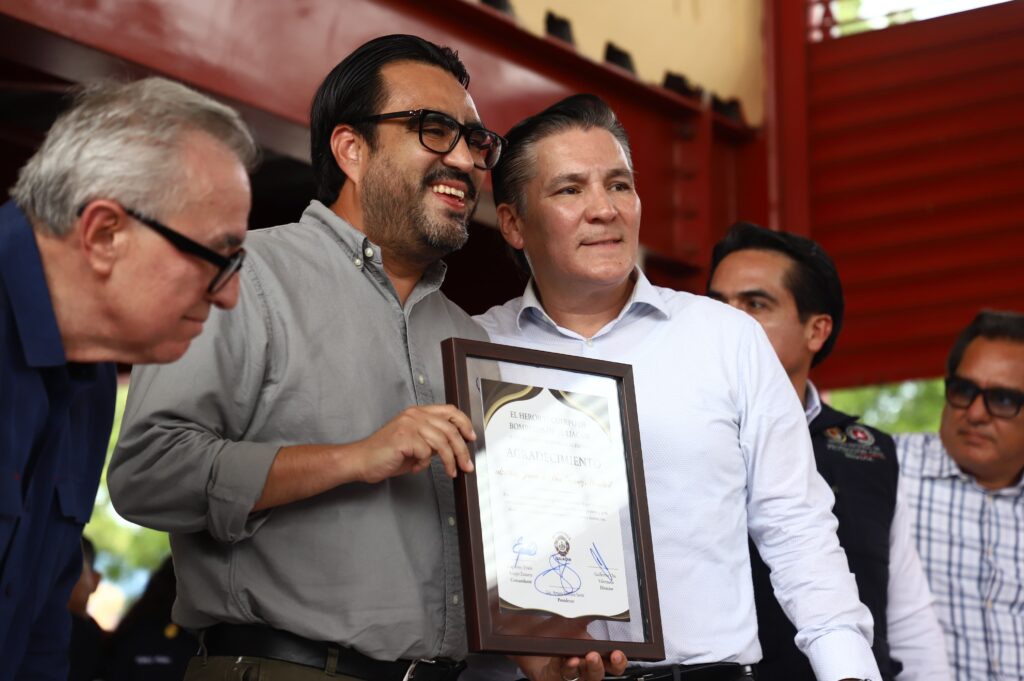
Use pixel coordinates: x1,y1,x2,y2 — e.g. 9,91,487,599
947,309,1024,376
708,221,844,367
309,34,470,205
491,94,633,271
493,93,632,213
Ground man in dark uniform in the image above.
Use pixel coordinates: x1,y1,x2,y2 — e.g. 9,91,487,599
707,222,951,681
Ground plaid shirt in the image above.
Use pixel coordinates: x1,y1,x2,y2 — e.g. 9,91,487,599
896,432,1024,681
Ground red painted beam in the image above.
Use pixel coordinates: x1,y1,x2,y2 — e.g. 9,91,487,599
764,0,811,235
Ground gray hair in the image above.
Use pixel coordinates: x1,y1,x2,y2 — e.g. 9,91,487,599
10,77,258,236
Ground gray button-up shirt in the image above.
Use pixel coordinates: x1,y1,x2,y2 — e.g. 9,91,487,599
108,201,486,661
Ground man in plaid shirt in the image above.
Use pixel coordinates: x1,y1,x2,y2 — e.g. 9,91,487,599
896,309,1024,681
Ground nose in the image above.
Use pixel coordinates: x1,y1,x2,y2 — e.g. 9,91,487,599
443,134,476,173
585,189,618,222
964,390,992,423
208,273,241,310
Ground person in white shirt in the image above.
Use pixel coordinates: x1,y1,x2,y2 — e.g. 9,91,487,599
465,93,881,681
707,222,951,681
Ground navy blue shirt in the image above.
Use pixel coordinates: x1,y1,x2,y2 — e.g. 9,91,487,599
0,200,116,681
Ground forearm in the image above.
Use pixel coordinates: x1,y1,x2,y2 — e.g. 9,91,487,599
253,403,477,511
252,442,366,511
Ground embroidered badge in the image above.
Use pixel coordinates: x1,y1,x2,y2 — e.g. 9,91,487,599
845,425,876,446
824,426,847,443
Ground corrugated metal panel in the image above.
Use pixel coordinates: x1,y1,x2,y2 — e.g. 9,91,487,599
805,1,1024,388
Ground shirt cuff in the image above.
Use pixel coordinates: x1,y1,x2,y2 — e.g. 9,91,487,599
805,629,883,681
206,440,281,543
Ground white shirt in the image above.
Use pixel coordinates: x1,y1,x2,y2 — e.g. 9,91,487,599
896,432,1024,681
473,273,880,680
805,384,952,680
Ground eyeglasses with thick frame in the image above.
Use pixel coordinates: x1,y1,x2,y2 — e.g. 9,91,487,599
352,109,507,170
76,203,245,294
945,375,1024,419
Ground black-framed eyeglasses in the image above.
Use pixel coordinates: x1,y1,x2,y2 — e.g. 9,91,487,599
945,375,1024,419
77,203,245,294
352,109,507,170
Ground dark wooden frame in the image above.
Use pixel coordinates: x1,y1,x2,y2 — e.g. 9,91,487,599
442,337,664,660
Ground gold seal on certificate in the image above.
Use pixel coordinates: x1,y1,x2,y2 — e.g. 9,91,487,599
442,338,663,661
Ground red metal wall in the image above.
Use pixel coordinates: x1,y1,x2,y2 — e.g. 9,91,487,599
780,1,1024,388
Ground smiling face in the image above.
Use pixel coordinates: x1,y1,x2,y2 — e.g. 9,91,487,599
108,130,250,363
501,127,640,300
940,337,1024,489
360,61,486,261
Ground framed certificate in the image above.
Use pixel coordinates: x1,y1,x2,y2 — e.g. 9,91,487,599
441,338,663,660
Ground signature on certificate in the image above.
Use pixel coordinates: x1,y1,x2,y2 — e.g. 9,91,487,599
534,553,582,596
589,542,614,581
533,533,582,596
512,536,537,568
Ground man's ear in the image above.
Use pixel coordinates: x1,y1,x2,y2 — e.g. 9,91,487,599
330,124,367,186
496,203,525,250
77,200,128,277
806,314,833,355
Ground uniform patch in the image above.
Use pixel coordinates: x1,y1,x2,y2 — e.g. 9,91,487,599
824,426,847,443
845,425,876,447
823,424,887,462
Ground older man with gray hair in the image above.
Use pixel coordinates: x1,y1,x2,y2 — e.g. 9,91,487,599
0,77,256,680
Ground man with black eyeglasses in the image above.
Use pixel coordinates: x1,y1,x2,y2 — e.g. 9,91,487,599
109,35,624,681
0,77,256,681
896,309,1024,681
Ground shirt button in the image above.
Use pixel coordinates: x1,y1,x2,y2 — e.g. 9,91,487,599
417,374,425,385
353,257,362,267
452,594,460,605
985,599,993,609
364,247,374,258
585,339,593,347
448,516,456,527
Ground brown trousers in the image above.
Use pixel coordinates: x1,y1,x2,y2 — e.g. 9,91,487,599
183,655,364,681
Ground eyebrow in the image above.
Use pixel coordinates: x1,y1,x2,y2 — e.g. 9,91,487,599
546,166,634,189
214,232,245,251
707,287,779,304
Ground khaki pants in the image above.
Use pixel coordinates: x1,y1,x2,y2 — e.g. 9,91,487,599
183,655,364,681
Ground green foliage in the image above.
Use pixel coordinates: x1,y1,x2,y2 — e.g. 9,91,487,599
83,383,170,585
828,378,945,434
832,0,916,38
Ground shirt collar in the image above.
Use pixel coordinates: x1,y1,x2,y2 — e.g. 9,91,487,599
513,268,670,335
0,200,67,367
804,380,823,425
299,200,447,293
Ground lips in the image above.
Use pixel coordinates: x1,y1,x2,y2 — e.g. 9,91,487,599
957,428,994,445
580,236,623,247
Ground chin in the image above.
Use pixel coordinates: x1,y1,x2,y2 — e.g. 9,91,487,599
140,339,194,365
